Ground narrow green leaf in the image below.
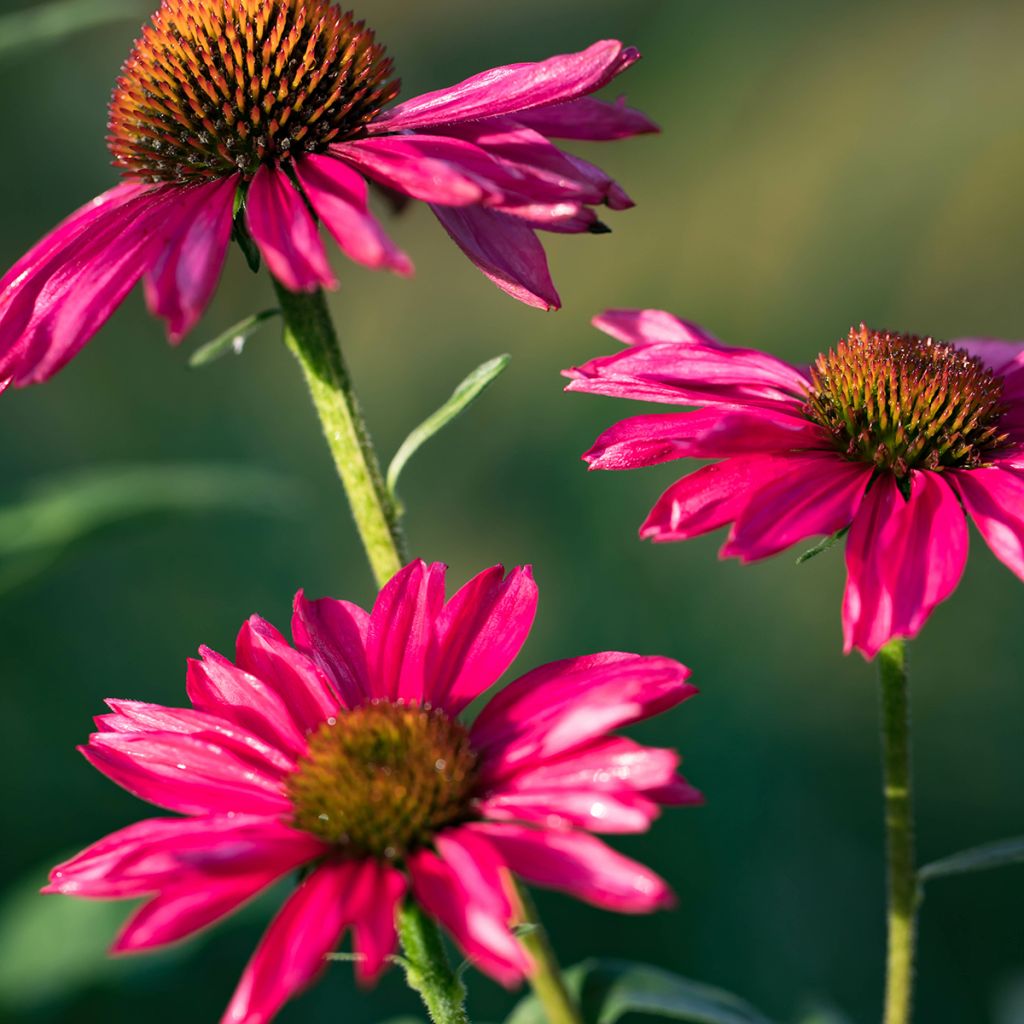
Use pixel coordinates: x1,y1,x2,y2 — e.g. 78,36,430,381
386,354,511,496
189,309,280,368
796,526,850,565
919,836,1024,884
0,0,147,63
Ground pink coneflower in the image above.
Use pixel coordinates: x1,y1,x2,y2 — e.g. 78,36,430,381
0,1,655,388
47,560,698,1023
566,311,1024,658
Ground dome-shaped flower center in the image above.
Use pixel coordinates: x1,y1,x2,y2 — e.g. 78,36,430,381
806,325,1008,476
108,0,399,183
287,701,479,860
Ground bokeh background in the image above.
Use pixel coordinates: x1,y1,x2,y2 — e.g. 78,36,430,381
1,0,1022,1021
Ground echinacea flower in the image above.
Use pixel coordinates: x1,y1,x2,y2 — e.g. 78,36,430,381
47,560,698,1023
0,1,656,390
566,311,1024,657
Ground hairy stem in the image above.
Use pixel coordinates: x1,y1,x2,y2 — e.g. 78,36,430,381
398,902,471,1024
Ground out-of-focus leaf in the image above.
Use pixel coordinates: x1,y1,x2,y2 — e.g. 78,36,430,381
387,354,510,498
506,960,776,1024
919,836,1024,884
0,0,147,63
795,1007,854,1024
189,309,280,367
0,463,299,594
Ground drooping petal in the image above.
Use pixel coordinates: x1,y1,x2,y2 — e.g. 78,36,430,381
431,204,559,310
592,308,723,348
472,653,694,782
953,467,1024,581
245,163,335,293
365,560,447,703
291,591,371,708
222,860,360,1024
497,201,598,233
347,860,406,985
583,408,825,471
371,41,639,133
842,473,968,658
143,175,238,342
481,787,661,834
470,821,674,912
426,565,537,714
294,154,412,275
235,616,341,734
514,96,658,140
722,454,871,561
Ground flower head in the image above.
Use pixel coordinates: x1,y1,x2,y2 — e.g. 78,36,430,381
48,561,698,1023
566,311,1024,657
0,0,656,389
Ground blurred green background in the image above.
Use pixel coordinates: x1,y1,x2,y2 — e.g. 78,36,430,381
1,0,1022,1021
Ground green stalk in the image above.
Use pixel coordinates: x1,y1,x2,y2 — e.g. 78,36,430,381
877,638,917,1024
398,903,471,1024
274,282,407,588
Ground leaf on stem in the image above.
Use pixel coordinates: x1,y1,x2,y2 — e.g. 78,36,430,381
918,836,1024,884
386,355,511,497
796,526,850,565
189,309,280,368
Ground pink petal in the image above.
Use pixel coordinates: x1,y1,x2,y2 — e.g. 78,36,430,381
431,204,559,310
294,154,412,275
584,408,824,471
514,96,658,140
372,41,639,133
291,591,371,708
235,616,341,735
187,648,308,758
333,138,490,205
245,164,335,293
426,564,538,714
365,560,446,703
83,732,290,817
143,175,238,342
408,839,529,987
592,309,723,347
640,455,790,542
223,860,360,1024
481,788,660,834
470,822,674,913
953,467,1024,581
497,201,598,233
472,653,694,782
722,454,871,562
842,473,968,658
954,338,1024,399
348,860,405,985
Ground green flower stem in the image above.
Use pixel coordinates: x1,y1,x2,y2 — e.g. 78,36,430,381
397,902,471,1024
515,882,585,1024
878,638,918,1024
274,281,407,588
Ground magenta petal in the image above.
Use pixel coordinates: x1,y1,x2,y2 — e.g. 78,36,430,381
470,821,674,913
481,789,660,834
245,164,336,293
348,860,405,985
584,408,825,471
953,467,1024,581
431,204,560,310
427,565,537,714
592,309,723,348
235,616,341,735
722,454,871,562
294,154,412,275
515,96,658,140
842,473,968,658
291,591,371,708
365,561,446,703
498,201,597,233
333,138,489,205
143,175,238,342
222,860,359,1024
372,41,639,133
955,338,1024,399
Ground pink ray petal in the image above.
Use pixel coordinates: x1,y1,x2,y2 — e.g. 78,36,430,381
291,591,371,708
245,164,336,293
372,41,639,133
954,338,1024,399
143,175,238,342
347,860,406,985
481,788,661,834
842,473,968,658
952,466,1024,581
514,96,658,140
496,201,597,233
593,309,724,348
294,154,412,275
431,204,560,310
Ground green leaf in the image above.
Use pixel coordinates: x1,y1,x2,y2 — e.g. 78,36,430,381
919,836,1024,884
387,354,510,497
189,309,280,367
796,526,850,565
0,0,148,63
